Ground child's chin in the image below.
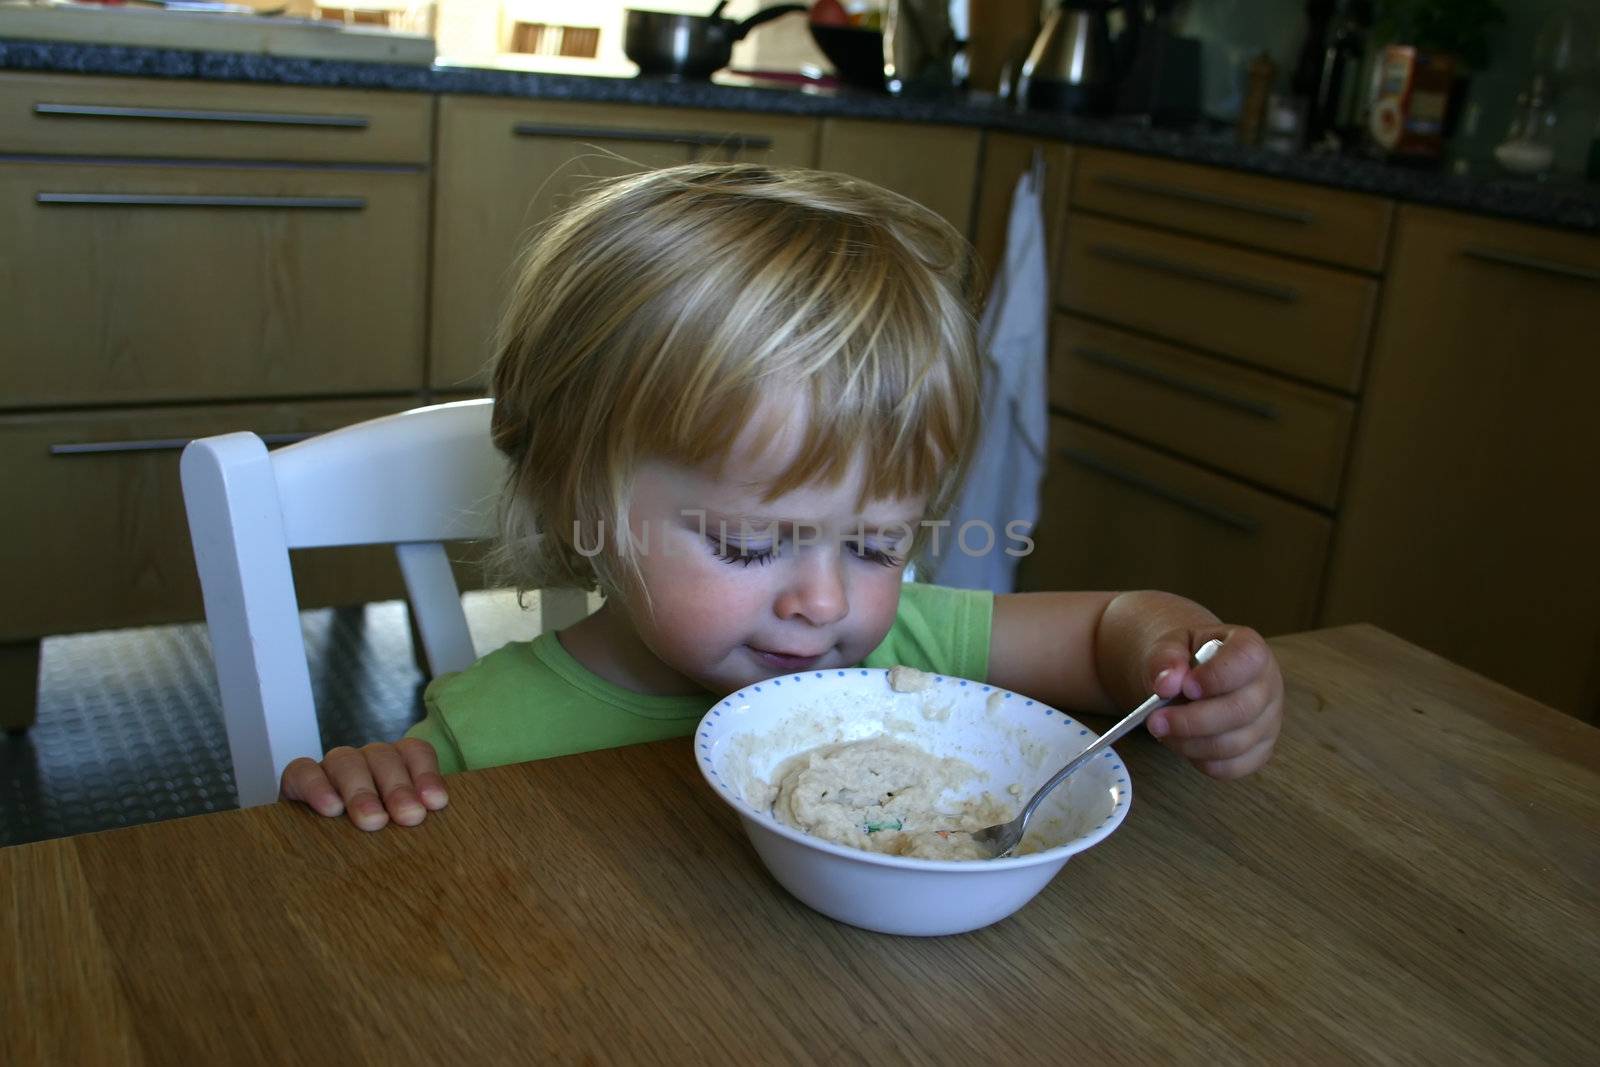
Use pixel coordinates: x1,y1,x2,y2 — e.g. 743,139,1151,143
709,664,793,696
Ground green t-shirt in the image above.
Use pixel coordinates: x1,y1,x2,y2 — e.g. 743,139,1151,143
406,581,994,775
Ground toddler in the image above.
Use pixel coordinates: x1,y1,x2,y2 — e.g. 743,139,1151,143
281,163,1284,830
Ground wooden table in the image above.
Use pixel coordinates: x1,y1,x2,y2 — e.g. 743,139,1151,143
5,625,1597,1064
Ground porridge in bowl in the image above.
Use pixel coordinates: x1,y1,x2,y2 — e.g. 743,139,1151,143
695,666,1132,935
767,737,1014,861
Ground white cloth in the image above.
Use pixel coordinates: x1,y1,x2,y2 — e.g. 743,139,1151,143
937,152,1050,594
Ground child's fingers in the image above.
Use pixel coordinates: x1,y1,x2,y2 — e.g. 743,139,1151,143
1191,732,1278,780
360,743,428,827
280,756,344,818
1151,685,1264,740
322,746,390,832
396,738,449,811
1181,627,1270,701
1162,707,1279,762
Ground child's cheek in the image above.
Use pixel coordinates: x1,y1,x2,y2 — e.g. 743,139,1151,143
850,575,904,650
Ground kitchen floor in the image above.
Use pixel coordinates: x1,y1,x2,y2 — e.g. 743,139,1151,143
0,591,544,848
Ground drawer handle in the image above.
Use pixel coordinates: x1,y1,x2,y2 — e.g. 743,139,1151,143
1059,446,1260,533
1088,243,1300,303
511,122,772,150
1461,245,1600,285
33,103,369,129
1073,346,1280,420
36,193,366,210
1094,174,1314,225
50,432,319,456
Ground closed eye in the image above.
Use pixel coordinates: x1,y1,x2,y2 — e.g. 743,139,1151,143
848,541,904,569
708,535,776,567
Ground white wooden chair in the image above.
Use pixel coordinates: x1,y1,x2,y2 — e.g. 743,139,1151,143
180,399,589,808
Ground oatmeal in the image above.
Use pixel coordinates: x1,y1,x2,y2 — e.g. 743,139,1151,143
768,736,1014,861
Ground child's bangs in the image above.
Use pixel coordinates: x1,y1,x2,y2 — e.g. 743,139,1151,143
638,209,976,515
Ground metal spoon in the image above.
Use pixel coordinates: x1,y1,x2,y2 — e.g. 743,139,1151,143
970,638,1225,859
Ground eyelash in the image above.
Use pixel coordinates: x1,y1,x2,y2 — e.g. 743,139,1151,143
707,538,904,569
712,540,776,568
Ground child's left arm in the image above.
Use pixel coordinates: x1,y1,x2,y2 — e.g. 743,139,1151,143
985,590,1283,779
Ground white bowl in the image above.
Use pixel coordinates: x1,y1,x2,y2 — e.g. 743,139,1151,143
694,666,1131,936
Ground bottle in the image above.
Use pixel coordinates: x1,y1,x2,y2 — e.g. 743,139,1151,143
1316,0,1373,148
1291,0,1337,100
1237,52,1277,146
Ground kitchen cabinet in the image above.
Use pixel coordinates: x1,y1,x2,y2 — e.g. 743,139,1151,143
0,398,419,731
429,96,819,390
1070,148,1393,272
1024,418,1332,637
1049,314,1356,509
816,117,981,241
0,73,431,164
0,399,419,639
5,67,1595,730
970,131,1072,304
3,161,427,407
0,74,433,731
1322,207,1600,722
1058,213,1379,394
1023,148,1382,638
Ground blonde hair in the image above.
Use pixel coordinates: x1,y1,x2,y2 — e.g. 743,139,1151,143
488,162,981,597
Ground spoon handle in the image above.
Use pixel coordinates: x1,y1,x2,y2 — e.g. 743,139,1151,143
1017,639,1223,828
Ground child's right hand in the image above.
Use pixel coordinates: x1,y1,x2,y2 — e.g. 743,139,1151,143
280,739,449,831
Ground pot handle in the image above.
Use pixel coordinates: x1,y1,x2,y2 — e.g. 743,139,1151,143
731,3,807,42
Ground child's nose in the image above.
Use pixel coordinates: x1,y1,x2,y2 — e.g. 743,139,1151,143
775,552,848,627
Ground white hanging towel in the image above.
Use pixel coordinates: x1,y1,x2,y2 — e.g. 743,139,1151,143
936,152,1050,594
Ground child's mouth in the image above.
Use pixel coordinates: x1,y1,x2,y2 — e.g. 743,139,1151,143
749,646,828,671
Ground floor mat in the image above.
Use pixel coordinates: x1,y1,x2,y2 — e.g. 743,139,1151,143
1,591,547,848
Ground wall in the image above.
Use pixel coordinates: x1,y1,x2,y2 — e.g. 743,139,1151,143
432,0,828,75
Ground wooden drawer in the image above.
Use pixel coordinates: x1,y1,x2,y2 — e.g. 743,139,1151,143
1059,214,1379,393
1017,418,1332,636
430,96,819,389
2,159,427,407
1050,315,1355,509
1072,148,1393,272
0,399,423,641
0,73,431,164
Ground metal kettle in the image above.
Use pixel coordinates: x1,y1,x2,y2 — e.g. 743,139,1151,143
1016,1,1116,115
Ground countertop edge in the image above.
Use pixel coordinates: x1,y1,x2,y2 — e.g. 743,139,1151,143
2,39,1597,234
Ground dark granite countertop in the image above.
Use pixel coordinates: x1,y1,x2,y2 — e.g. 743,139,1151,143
4,39,1598,234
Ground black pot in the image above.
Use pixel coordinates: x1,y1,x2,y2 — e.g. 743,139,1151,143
809,24,886,90
624,4,807,81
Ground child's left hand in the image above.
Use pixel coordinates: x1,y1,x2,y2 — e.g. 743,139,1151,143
1141,627,1283,779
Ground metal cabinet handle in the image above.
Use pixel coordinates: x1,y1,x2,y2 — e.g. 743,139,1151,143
1072,346,1279,420
50,432,319,456
1058,446,1260,533
1088,243,1299,303
33,103,369,128
1461,245,1600,285
511,122,772,150
1094,173,1314,225
36,193,366,209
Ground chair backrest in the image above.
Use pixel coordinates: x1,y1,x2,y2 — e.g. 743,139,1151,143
180,399,586,807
